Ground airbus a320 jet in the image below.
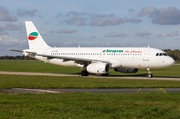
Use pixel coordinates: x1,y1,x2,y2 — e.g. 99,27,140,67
10,21,175,78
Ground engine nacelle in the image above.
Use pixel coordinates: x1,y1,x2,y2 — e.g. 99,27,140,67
114,68,138,73
87,62,110,74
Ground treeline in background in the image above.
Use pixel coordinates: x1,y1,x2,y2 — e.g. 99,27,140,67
0,55,36,60
164,49,180,62
0,49,180,62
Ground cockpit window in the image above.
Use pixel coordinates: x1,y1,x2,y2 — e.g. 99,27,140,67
163,53,168,56
159,53,163,56
156,53,168,56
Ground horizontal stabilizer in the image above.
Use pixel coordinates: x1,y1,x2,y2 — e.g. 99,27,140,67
8,49,23,53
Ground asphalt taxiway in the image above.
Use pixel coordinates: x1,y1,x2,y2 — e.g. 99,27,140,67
1,71,180,94
3,88,180,94
0,71,180,81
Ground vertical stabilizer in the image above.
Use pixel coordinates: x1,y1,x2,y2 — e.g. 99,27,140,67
25,21,50,49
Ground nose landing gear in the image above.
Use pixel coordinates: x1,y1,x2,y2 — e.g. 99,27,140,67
147,68,153,78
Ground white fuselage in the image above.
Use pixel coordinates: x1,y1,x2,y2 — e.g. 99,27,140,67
10,21,175,77
26,47,175,69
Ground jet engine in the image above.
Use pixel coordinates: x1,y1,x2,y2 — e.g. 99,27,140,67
86,62,110,74
114,68,138,73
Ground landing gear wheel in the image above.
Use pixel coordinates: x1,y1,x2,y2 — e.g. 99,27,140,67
81,71,89,76
148,74,153,78
147,68,153,78
101,73,109,76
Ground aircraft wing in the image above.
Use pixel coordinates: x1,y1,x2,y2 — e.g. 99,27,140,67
36,54,110,65
9,49,111,65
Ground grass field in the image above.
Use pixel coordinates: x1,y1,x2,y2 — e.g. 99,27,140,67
1,74,180,89
0,60,180,77
0,60,180,88
0,60,180,118
0,92,180,118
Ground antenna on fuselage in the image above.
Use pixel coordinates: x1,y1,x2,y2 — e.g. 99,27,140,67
147,45,150,48
78,45,80,48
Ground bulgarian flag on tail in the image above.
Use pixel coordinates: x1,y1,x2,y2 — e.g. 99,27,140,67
28,32,38,40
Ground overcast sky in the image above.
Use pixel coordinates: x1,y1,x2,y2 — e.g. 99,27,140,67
1,0,180,56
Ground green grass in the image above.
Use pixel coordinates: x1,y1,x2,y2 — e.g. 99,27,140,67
0,60,180,89
0,60,180,77
1,60,180,118
1,74,180,88
0,92,180,119
0,60,81,73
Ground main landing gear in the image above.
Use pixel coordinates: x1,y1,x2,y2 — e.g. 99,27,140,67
147,68,153,78
80,71,109,76
101,73,109,76
81,70,89,76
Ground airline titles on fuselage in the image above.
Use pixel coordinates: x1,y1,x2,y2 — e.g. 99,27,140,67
124,50,142,53
50,49,143,56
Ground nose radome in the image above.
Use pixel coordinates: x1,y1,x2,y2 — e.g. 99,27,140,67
167,57,175,66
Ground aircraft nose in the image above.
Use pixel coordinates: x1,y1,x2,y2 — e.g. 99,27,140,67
166,57,175,66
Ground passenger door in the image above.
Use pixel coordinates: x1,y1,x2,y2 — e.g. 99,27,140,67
143,49,149,61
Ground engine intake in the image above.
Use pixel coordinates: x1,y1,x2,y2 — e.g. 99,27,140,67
87,62,110,74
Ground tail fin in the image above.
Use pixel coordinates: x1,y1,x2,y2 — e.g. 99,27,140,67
25,21,50,49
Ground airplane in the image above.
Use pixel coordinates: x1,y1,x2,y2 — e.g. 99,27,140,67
9,21,175,78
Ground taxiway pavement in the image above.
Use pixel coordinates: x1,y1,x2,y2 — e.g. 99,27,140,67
1,71,180,94
3,88,180,94
0,71,180,81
